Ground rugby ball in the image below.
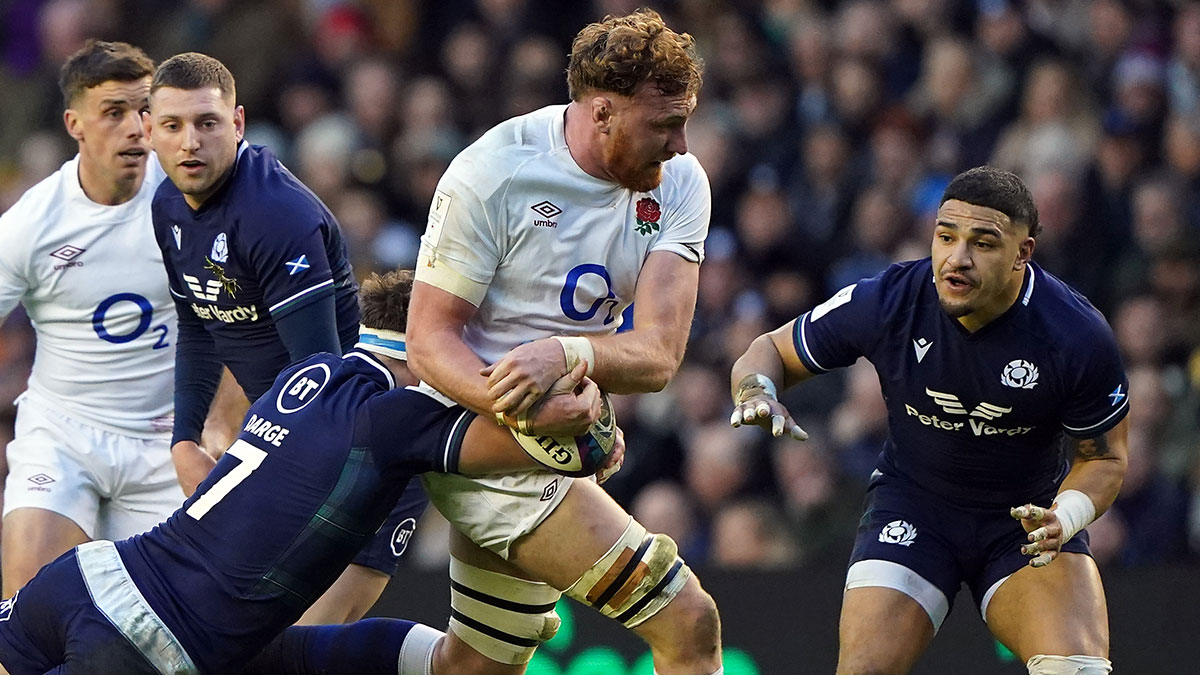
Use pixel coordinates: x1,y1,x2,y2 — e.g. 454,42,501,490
511,391,616,477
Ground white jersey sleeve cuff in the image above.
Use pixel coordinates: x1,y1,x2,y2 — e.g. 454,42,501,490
415,246,488,307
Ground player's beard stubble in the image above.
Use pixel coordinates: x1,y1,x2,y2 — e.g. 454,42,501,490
602,124,665,193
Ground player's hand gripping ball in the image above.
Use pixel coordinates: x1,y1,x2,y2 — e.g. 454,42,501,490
510,390,617,477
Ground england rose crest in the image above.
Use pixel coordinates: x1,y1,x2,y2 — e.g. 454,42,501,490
635,197,661,235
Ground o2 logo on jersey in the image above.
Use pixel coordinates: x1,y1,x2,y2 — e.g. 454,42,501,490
93,293,169,349
878,520,917,547
390,517,417,557
276,363,331,414
560,263,621,325
1001,359,1039,389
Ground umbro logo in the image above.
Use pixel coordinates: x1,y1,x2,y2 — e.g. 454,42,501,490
50,245,85,261
531,200,561,228
50,245,85,270
27,473,54,486
530,201,562,218
913,337,933,363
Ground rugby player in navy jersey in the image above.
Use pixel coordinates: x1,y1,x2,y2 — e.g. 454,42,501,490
0,269,613,675
731,167,1129,675
142,52,423,624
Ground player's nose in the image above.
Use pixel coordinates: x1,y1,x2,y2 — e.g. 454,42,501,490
666,126,688,156
181,125,201,152
946,240,973,268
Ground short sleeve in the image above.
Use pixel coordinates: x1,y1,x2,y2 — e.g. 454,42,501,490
792,276,886,374
651,156,710,264
364,389,476,476
246,215,336,318
414,166,502,307
1060,322,1130,438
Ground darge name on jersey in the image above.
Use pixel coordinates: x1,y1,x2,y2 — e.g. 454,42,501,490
242,413,290,446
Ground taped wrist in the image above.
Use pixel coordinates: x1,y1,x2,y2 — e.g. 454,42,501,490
734,373,778,405
1053,489,1097,544
447,557,562,665
553,336,595,376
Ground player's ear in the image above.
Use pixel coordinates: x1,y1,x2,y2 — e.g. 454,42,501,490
233,105,246,142
591,96,613,133
63,108,83,142
140,110,153,144
1014,235,1035,271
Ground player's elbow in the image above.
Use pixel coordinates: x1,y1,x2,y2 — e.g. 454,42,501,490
641,351,684,392
404,332,438,381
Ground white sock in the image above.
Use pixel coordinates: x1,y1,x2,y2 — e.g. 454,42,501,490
397,624,444,675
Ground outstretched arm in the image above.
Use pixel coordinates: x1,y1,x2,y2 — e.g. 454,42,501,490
728,318,816,440
1012,417,1129,566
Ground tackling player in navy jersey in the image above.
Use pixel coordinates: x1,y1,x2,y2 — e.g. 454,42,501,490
0,269,609,675
731,167,1128,675
143,52,421,624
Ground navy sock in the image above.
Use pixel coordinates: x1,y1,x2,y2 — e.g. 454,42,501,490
242,618,416,675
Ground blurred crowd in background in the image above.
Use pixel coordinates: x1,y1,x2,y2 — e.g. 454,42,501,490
1,0,1199,573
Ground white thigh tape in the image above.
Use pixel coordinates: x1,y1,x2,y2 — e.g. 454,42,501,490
564,517,692,628
447,557,562,665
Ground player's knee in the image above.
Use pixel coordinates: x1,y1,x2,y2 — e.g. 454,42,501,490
446,557,562,666
1026,654,1112,674
656,577,721,655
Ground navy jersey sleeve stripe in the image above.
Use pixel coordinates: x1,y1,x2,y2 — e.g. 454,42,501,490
792,313,831,374
1062,396,1129,437
268,279,335,315
440,409,475,473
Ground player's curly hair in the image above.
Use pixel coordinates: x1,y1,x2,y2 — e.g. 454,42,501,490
58,40,154,107
941,166,1042,239
567,8,703,101
151,52,236,102
358,269,414,333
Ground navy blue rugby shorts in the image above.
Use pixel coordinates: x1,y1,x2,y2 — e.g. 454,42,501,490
0,549,159,675
351,477,428,575
847,471,1091,620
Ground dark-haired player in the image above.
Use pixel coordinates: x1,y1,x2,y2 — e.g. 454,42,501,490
0,269,607,675
143,52,421,624
731,166,1128,675
0,40,182,597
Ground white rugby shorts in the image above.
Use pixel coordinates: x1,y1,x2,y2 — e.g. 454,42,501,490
421,471,573,560
3,393,183,539
416,380,573,559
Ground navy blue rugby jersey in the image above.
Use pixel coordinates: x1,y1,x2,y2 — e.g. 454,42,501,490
793,259,1129,508
152,142,359,399
115,348,473,673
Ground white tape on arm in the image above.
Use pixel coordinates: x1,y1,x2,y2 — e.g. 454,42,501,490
1053,489,1097,544
553,336,595,377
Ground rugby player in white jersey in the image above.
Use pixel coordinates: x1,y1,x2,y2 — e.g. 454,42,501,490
407,10,722,675
0,41,214,595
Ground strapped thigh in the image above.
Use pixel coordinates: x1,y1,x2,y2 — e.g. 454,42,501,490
447,557,562,665
563,517,691,628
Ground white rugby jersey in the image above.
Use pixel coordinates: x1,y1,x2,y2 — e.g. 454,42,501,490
0,155,175,437
417,104,711,363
